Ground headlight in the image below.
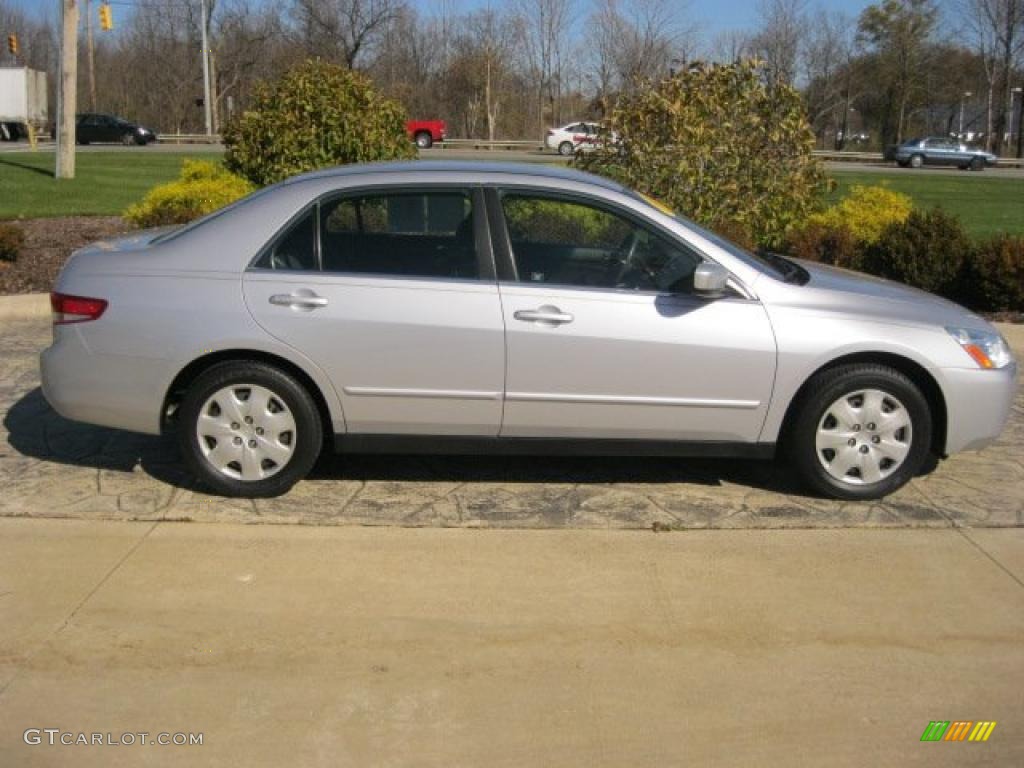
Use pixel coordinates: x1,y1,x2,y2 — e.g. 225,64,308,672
946,326,1014,369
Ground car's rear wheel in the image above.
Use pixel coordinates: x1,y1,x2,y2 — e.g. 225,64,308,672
177,361,323,497
908,154,924,168
415,131,433,149
789,364,932,500
558,140,574,156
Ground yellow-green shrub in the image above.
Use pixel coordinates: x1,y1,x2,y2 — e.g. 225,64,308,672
124,160,254,228
803,185,912,246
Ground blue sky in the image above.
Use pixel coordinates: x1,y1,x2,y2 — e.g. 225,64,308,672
7,0,878,40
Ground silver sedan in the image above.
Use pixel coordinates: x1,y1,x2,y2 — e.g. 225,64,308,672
40,161,1017,499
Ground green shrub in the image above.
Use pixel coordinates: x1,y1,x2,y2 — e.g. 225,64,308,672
786,221,860,269
124,160,254,228
862,208,970,294
576,60,825,250
965,234,1024,312
709,218,756,252
223,60,415,186
0,222,25,262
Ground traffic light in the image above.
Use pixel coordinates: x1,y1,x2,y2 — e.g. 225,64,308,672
99,3,113,32
6,34,16,56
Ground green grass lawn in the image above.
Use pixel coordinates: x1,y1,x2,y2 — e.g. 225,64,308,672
827,169,1024,239
0,151,211,219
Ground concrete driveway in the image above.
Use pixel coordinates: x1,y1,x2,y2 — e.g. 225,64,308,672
1,318,1021,529
1,519,1022,768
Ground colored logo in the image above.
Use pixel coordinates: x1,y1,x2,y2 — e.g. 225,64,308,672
921,721,996,742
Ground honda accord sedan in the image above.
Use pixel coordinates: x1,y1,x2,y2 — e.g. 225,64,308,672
40,162,1017,499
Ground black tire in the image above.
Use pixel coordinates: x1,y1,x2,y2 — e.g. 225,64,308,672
787,364,933,501
177,361,323,498
909,153,924,168
969,156,984,171
558,140,574,156
414,131,433,149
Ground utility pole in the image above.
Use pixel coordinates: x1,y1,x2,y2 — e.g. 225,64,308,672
85,0,96,111
56,0,79,180
200,0,212,137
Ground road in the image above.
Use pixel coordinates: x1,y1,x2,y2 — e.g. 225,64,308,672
4,140,1024,177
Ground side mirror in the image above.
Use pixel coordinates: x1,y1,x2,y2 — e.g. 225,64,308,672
693,262,729,297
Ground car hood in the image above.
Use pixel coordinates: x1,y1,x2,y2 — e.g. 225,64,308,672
761,260,992,332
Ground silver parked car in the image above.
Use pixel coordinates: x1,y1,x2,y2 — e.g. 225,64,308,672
40,162,1017,499
893,137,997,170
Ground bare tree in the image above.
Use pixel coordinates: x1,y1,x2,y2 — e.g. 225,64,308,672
708,29,753,64
801,10,856,147
961,0,1024,152
750,0,807,86
585,0,694,102
290,0,403,68
515,0,574,137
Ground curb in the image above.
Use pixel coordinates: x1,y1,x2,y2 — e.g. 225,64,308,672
0,293,49,321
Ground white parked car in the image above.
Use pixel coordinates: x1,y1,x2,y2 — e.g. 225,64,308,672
545,122,607,156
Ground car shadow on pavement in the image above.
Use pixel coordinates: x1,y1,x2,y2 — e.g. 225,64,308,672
4,387,811,496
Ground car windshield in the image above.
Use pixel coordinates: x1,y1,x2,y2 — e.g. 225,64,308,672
630,191,803,282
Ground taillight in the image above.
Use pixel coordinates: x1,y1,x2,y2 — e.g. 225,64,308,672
51,292,108,324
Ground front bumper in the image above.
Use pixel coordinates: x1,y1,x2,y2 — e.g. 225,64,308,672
941,362,1018,453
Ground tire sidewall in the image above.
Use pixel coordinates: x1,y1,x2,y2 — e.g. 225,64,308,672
909,154,923,168
791,367,932,500
177,362,323,497
558,141,574,156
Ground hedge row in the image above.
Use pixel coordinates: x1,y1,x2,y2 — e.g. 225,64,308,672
784,187,1024,313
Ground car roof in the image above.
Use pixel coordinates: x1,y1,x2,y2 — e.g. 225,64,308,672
286,160,626,192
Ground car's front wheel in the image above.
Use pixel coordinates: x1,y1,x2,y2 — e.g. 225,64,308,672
177,361,323,497
414,131,433,149
789,364,933,500
908,154,924,168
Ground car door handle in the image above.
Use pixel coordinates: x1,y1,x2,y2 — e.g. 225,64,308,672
269,293,328,309
514,306,574,325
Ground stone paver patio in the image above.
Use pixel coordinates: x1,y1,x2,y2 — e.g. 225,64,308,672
2,318,1021,529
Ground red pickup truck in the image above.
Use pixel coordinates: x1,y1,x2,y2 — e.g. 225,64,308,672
406,120,446,149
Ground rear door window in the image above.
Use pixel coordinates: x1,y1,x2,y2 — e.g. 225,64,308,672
320,191,479,280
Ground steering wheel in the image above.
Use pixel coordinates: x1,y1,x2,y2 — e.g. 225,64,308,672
613,230,658,289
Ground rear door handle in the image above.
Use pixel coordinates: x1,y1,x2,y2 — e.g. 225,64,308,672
513,306,574,325
269,292,328,309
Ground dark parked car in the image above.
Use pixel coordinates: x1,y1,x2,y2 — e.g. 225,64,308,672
75,113,156,146
891,137,997,170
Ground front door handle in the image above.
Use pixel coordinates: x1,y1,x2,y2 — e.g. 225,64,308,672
513,305,574,326
269,292,328,310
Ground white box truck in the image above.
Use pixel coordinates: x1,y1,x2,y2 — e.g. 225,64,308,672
0,67,48,141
